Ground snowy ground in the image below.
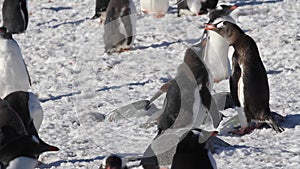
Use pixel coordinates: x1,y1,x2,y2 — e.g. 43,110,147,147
0,0,299,168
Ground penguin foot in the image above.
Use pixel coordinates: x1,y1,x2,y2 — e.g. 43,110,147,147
155,14,165,18
142,10,149,14
229,124,260,135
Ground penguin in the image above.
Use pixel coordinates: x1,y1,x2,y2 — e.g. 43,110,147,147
0,99,59,168
205,21,284,134
177,0,218,16
2,0,29,34
103,0,137,54
156,46,222,137
92,0,111,19
170,129,217,169
0,27,31,99
99,154,128,169
4,91,43,136
140,0,169,18
201,5,238,83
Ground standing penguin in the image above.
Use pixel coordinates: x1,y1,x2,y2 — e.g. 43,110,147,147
140,0,169,18
92,0,110,20
99,154,128,169
171,129,217,169
0,27,31,99
2,0,29,34
201,5,237,82
156,46,222,137
0,99,59,168
177,0,218,16
103,0,137,54
205,21,284,134
4,91,43,136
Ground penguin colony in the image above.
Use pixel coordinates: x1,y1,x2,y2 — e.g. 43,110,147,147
0,0,286,169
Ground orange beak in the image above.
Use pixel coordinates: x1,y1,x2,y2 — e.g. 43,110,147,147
204,23,217,30
230,5,238,10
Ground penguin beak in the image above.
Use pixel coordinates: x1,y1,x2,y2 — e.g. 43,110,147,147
204,23,217,30
230,5,238,10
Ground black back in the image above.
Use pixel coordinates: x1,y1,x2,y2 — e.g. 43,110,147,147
2,0,28,34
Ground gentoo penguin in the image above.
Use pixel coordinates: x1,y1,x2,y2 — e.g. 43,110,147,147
171,129,217,169
202,5,237,82
92,0,111,19
2,0,29,34
99,154,128,169
0,99,59,168
140,0,169,18
177,0,218,16
156,47,222,137
0,27,31,99
103,0,137,53
205,21,284,134
4,91,43,136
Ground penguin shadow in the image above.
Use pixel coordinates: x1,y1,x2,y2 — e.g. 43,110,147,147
136,39,183,50
36,156,105,168
267,69,283,75
41,7,72,12
233,0,283,7
282,114,300,129
51,18,89,29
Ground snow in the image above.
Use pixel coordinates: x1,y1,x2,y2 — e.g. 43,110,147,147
0,0,299,168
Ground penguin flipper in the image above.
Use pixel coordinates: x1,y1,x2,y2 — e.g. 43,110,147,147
20,0,29,30
120,7,134,46
229,53,241,107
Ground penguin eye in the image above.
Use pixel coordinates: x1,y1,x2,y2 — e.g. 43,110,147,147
216,21,225,29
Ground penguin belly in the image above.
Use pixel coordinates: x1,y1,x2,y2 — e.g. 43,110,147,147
141,0,169,17
204,31,230,82
237,65,248,128
0,40,30,98
187,0,202,14
6,156,37,169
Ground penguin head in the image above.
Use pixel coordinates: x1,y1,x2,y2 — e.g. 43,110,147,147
219,5,238,15
14,135,59,158
0,27,12,39
99,154,126,169
204,21,244,45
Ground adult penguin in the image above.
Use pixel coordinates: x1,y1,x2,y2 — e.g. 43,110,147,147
205,21,284,134
0,27,31,99
2,0,29,34
0,99,59,168
177,0,218,16
140,0,169,18
103,0,137,53
202,5,238,83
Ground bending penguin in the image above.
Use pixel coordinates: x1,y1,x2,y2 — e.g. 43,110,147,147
0,27,31,99
201,5,238,83
103,0,137,54
4,91,44,136
99,154,128,169
0,99,59,169
92,0,110,23
140,0,169,18
205,21,284,134
2,0,29,34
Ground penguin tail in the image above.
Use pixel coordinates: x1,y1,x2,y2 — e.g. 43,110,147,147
266,114,284,133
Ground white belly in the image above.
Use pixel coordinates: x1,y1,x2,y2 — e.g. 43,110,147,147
238,65,245,107
0,39,30,98
187,0,202,14
141,0,169,16
7,156,37,169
